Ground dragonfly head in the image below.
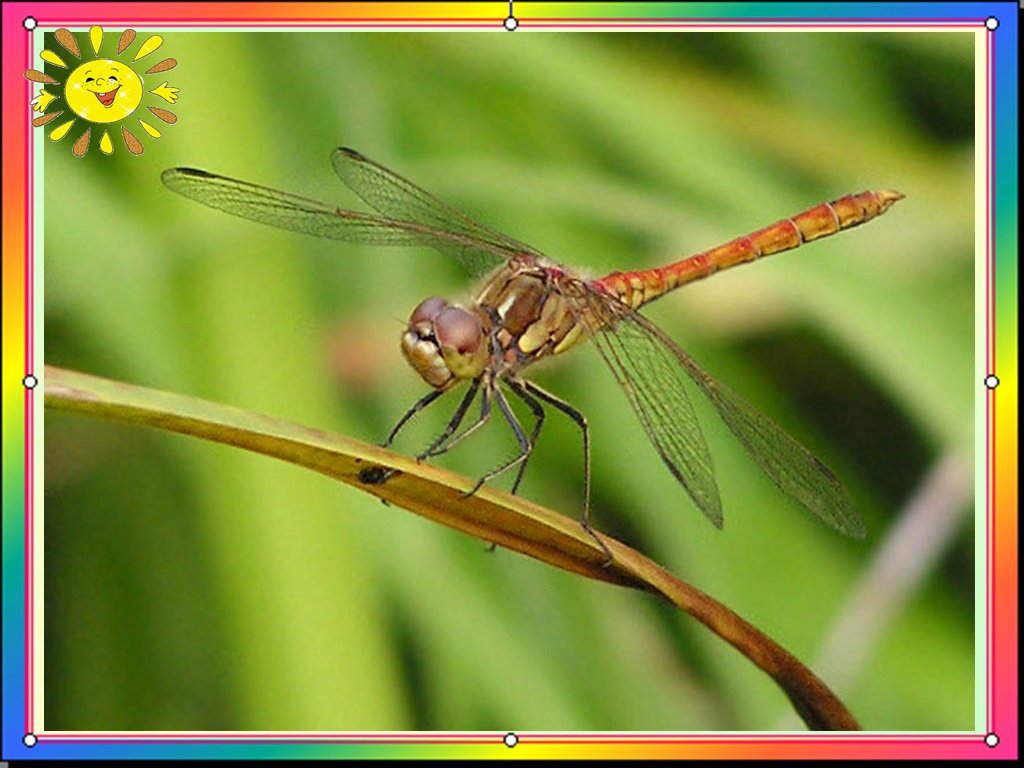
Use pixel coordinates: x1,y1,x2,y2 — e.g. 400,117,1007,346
401,297,489,389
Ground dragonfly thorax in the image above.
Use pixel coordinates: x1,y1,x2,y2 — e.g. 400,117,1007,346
401,297,490,390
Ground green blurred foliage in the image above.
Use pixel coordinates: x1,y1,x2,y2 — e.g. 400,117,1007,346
43,31,974,731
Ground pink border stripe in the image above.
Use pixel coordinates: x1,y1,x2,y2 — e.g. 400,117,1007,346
32,18,983,28
984,28,991,736
529,22,979,29
527,16,986,22
39,16,500,24
24,22,33,737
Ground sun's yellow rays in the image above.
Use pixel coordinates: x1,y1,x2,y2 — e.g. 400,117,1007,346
40,50,66,67
133,35,164,61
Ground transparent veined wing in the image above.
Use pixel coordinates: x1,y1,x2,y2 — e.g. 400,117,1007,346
331,147,547,275
563,280,724,528
161,166,524,271
567,279,865,538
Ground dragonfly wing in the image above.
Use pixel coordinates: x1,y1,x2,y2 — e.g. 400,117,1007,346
570,280,865,538
331,147,546,275
565,281,724,528
161,168,522,268
696,370,866,538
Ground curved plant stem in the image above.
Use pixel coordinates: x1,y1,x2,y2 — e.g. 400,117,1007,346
43,364,860,730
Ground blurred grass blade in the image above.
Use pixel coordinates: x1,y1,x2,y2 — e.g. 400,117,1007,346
43,364,861,730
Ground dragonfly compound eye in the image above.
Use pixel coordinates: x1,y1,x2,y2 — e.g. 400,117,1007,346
400,300,486,389
434,307,488,381
401,297,455,389
409,296,449,325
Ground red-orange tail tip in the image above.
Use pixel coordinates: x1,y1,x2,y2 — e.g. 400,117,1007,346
877,189,905,208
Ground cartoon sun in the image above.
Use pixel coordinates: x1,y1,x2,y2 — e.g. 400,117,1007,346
25,26,181,158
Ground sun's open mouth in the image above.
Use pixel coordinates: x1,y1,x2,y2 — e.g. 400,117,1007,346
93,86,120,106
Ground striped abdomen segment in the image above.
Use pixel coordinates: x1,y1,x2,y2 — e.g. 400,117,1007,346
595,189,904,310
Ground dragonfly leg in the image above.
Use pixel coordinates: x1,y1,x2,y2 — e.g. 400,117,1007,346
381,388,445,448
420,378,491,459
415,379,481,459
518,381,591,523
518,380,610,567
504,380,547,496
478,380,547,555
463,383,533,499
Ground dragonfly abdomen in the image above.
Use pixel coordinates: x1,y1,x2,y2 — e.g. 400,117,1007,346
596,189,904,310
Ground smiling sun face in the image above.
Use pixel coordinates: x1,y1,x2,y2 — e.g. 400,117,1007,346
65,60,142,123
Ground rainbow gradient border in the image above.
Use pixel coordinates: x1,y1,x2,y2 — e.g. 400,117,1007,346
2,2,1017,760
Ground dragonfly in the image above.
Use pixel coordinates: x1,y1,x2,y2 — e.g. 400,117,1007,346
162,148,902,557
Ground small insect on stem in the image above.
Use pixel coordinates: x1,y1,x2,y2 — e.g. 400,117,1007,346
358,466,399,485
